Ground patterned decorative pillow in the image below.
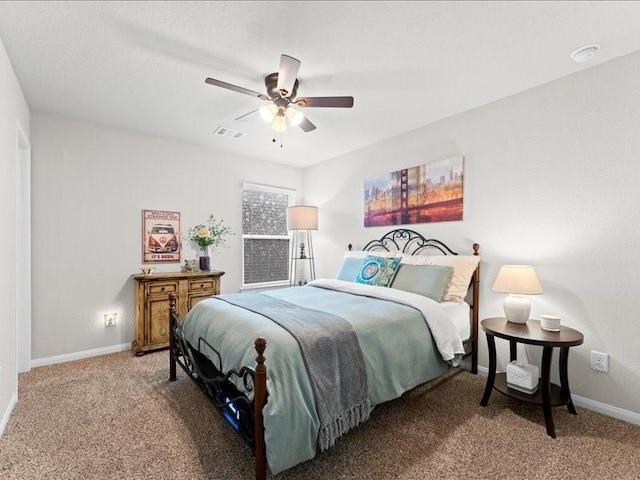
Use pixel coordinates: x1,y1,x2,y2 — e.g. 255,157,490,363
355,256,401,287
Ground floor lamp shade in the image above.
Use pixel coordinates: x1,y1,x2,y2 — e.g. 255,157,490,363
286,206,318,231
492,265,543,323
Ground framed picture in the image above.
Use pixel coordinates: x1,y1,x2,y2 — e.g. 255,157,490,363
142,209,181,263
364,156,464,227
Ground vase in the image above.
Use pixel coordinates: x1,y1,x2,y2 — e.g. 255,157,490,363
199,248,211,271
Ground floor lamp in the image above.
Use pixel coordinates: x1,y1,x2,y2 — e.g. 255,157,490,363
287,205,318,286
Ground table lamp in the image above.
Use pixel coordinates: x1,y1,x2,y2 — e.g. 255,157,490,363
492,265,543,323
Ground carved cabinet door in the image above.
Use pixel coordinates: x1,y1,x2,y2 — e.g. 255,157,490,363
146,296,172,347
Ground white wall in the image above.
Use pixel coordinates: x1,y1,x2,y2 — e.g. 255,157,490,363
31,113,303,360
304,51,640,415
0,36,29,431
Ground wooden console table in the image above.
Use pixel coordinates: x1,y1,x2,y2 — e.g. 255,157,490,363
131,270,224,355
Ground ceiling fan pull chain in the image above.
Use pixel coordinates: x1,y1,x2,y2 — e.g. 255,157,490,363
270,133,284,148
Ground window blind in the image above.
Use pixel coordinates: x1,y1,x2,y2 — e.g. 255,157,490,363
242,184,295,286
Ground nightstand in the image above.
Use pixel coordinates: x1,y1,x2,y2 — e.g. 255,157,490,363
479,317,584,438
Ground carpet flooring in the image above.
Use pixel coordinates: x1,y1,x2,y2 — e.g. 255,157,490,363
1,350,639,479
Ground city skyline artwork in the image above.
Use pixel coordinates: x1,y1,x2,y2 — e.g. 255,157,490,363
364,156,464,227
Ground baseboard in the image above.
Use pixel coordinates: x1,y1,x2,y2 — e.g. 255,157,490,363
474,365,640,426
572,394,640,426
31,343,131,368
0,392,17,438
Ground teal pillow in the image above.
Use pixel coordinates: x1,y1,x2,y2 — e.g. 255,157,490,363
336,257,364,282
355,256,401,287
390,264,454,302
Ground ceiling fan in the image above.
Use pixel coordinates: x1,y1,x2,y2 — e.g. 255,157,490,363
205,54,354,133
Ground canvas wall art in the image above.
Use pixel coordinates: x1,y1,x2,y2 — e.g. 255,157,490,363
142,209,181,263
364,156,464,227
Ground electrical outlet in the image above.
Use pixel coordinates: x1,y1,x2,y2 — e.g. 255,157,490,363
591,351,609,373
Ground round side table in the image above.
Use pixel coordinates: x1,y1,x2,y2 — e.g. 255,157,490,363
479,317,584,438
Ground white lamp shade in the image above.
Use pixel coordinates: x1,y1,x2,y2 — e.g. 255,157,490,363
286,106,304,126
272,113,287,132
492,265,543,295
287,206,318,231
259,104,277,122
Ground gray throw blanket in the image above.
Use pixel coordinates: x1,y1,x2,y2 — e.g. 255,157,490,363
215,292,371,450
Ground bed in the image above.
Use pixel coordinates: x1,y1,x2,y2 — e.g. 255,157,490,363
169,229,480,479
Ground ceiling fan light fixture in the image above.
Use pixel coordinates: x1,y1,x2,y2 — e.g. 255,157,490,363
205,53,353,137
272,113,287,132
286,106,304,127
259,104,277,123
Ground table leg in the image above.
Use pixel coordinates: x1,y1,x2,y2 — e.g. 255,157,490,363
541,346,555,438
480,334,496,406
509,340,517,362
559,346,577,415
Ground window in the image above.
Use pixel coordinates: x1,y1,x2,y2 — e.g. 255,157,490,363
242,183,295,287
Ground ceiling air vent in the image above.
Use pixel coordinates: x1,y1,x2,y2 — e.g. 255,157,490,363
214,126,246,139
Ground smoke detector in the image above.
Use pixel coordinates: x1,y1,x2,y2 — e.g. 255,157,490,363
571,44,600,63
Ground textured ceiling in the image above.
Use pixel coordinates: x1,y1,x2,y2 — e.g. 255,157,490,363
2,1,640,167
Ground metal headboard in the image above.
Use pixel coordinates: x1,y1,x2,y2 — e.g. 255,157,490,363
361,228,458,256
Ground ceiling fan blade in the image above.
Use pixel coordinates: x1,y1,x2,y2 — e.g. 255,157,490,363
296,96,354,108
276,54,301,97
235,109,259,123
298,116,317,133
205,77,264,98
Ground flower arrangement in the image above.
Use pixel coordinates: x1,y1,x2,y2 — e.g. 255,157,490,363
188,215,234,252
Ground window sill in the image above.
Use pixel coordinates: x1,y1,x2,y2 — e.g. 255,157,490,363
240,281,290,293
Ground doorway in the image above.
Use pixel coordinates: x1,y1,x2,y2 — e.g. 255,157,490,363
16,122,31,373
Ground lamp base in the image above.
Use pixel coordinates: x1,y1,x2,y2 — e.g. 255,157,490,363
504,295,531,323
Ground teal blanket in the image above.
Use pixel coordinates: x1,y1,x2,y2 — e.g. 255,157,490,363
182,279,458,474
213,293,371,451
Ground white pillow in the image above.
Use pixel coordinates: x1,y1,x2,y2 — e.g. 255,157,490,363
344,250,400,259
398,254,431,265
400,254,481,302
